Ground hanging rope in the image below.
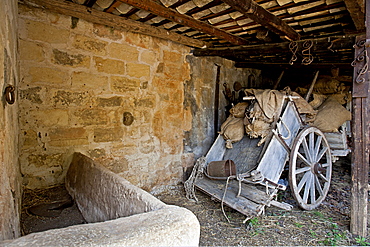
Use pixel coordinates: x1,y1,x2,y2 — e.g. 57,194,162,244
184,157,207,201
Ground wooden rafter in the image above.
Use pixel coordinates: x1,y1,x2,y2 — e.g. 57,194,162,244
21,0,209,48
193,35,357,57
117,0,248,45
220,0,300,41
343,0,365,31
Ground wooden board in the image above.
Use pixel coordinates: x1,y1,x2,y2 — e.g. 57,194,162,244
223,135,263,174
206,134,263,174
256,101,302,183
194,176,269,217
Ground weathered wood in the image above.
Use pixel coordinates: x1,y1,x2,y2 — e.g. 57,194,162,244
343,0,365,31
194,176,264,216
350,4,369,234
118,0,249,45
21,0,209,48
105,1,122,13
214,64,221,139
257,101,301,183
234,62,353,69
221,0,300,41
350,97,369,237
304,70,320,101
289,127,332,211
272,70,285,90
193,35,357,57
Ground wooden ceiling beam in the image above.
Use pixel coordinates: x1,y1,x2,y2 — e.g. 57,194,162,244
117,0,248,45
220,0,300,41
343,0,365,31
21,0,209,48
193,35,357,57
234,62,353,69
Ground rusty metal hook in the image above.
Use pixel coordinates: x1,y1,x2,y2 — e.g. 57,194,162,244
4,85,15,105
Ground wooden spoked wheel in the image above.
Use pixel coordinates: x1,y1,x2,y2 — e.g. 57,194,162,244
289,127,332,210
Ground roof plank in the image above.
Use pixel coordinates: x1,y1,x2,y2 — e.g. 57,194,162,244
220,0,300,40
21,0,209,48
117,0,248,45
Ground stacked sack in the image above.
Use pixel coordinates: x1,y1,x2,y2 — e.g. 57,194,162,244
219,102,248,149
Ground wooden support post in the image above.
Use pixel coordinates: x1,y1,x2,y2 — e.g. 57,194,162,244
351,96,369,237
350,34,369,236
214,64,221,139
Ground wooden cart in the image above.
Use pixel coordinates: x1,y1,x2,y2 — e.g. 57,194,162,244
186,95,347,218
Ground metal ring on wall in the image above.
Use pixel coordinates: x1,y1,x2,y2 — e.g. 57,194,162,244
4,85,15,105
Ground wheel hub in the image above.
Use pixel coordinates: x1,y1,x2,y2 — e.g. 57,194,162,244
312,163,325,175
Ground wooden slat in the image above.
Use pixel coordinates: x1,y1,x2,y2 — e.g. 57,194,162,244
21,0,209,48
105,0,122,13
194,176,265,217
220,0,300,41
117,0,248,45
343,0,365,31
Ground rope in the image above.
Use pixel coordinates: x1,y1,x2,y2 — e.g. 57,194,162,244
221,176,233,223
184,157,207,201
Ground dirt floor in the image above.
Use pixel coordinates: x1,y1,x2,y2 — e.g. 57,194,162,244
21,156,370,246
156,156,370,246
20,185,86,235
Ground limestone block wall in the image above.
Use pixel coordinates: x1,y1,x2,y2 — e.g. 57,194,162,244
0,0,21,241
18,3,191,192
18,3,258,193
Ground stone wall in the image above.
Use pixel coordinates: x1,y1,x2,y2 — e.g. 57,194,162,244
183,56,261,166
18,3,258,193
18,3,191,192
0,0,21,241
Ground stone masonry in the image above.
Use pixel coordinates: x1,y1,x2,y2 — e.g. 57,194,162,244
18,3,192,192
17,3,259,193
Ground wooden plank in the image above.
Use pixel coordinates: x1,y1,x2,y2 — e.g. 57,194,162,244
205,134,226,163
194,176,265,216
343,0,365,31
223,135,262,174
221,0,300,41
117,0,249,45
257,101,302,183
350,97,369,237
193,35,357,57
21,0,209,48
350,3,369,234
234,62,353,69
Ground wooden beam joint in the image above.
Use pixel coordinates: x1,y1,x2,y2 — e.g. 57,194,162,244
221,0,300,41
118,0,248,45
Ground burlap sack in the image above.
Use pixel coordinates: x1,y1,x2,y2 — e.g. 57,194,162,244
229,102,249,118
312,97,351,132
313,75,345,94
291,92,317,115
327,92,351,105
219,116,245,149
309,93,327,109
245,119,270,146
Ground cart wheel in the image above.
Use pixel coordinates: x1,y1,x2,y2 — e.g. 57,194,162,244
289,126,332,210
